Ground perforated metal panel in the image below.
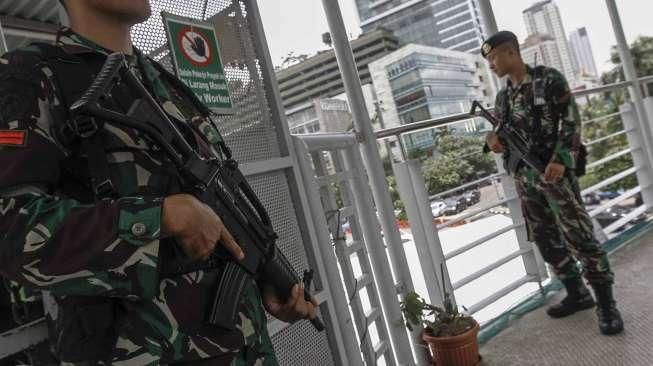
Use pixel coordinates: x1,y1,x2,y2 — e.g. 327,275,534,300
131,0,281,163
273,320,335,366
248,172,308,274
130,1,335,364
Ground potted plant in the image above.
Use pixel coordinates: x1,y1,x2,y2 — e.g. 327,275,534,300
401,288,480,366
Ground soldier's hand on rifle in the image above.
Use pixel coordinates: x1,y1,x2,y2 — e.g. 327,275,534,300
262,283,318,323
486,132,505,153
543,162,565,183
162,194,245,261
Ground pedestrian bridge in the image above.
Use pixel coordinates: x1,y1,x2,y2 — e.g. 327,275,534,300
480,222,653,366
1,0,653,365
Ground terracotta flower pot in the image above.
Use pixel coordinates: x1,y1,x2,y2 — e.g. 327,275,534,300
422,321,480,366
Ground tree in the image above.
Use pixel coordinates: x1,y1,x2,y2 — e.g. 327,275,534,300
603,36,653,96
420,132,495,195
577,36,653,192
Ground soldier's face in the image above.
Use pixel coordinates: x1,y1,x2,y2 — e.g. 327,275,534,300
78,0,152,25
486,46,514,78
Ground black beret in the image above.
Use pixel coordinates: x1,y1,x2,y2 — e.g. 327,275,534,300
481,31,518,58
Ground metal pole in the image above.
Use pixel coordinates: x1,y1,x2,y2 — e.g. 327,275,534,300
477,0,501,95
478,0,547,281
321,1,416,363
0,19,7,54
605,0,653,169
294,139,365,366
245,1,356,362
625,100,653,210
393,161,447,306
477,0,498,36
342,145,422,366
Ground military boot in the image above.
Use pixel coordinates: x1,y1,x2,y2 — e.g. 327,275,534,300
592,285,624,335
547,278,595,318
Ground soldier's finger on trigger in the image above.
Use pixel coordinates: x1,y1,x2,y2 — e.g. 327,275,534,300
221,227,244,260
307,303,316,320
292,284,302,304
297,299,309,319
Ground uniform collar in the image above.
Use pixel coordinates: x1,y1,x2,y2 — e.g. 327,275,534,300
507,65,535,93
56,27,138,58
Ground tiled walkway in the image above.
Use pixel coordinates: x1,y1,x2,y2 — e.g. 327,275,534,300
480,230,653,366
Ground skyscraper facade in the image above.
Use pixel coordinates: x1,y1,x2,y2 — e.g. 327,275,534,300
569,27,598,77
521,33,563,71
369,44,493,152
354,0,487,53
522,0,575,82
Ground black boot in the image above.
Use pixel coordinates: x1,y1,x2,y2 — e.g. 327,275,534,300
593,285,624,335
547,278,595,318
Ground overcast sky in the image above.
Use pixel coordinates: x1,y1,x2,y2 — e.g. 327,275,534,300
258,0,653,74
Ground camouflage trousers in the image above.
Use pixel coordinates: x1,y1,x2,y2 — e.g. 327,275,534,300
515,168,614,286
55,279,279,366
163,281,279,366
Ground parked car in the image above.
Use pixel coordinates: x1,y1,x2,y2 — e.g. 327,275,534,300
597,191,620,200
442,197,467,216
593,206,646,228
463,189,481,205
430,200,447,217
582,192,601,206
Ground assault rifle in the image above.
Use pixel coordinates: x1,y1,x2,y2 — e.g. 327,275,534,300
471,100,546,174
70,53,324,331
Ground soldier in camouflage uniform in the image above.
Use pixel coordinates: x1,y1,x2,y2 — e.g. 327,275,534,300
0,0,317,364
481,31,624,335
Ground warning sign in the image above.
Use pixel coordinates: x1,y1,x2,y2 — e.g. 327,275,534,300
162,12,233,113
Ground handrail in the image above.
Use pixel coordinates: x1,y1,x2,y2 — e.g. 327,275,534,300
571,80,631,97
375,110,479,139
429,173,502,201
436,195,518,230
581,111,624,126
374,75,653,140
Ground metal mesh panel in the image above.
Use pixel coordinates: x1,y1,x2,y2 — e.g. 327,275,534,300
130,0,334,362
272,320,335,366
131,0,281,163
247,172,308,273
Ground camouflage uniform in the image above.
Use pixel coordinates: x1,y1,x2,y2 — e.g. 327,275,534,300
494,66,614,286
0,29,277,365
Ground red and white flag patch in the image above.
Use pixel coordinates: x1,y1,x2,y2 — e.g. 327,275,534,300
0,130,27,147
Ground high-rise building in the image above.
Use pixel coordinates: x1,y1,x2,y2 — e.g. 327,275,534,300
286,98,353,135
521,33,563,71
522,0,575,82
354,0,487,53
275,28,398,111
569,27,598,77
369,44,493,153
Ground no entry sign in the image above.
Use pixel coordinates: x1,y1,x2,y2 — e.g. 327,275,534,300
162,12,233,113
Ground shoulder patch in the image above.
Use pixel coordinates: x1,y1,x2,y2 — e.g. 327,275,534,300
0,130,27,147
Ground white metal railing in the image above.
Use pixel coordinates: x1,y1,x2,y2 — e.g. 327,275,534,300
293,133,426,366
372,75,653,324
288,75,653,365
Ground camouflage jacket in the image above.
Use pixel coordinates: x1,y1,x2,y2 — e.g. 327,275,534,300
494,65,582,175
0,29,270,364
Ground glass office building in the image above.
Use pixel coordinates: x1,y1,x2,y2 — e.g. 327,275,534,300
370,44,493,152
355,0,487,52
